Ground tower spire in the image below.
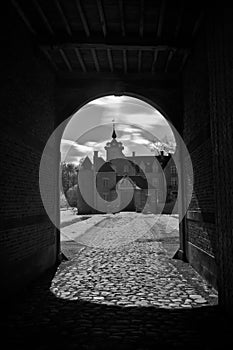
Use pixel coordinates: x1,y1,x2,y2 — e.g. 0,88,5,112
112,117,117,139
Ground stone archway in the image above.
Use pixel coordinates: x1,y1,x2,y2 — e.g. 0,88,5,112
55,91,188,262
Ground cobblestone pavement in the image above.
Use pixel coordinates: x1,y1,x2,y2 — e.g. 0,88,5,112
2,214,233,349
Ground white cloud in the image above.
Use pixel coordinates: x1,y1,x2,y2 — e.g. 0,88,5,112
117,125,142,133
61,139,95,163
62,95,176,162
84,140,106,149
132,137,151,145
87,95,128,106
120,134,132,141
84,141,97,147
122,112,168,128
61,139,93,153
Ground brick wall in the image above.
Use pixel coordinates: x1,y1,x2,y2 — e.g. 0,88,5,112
0,10,57,295
182,24,217,287
183,9,233,307
207,7,233,313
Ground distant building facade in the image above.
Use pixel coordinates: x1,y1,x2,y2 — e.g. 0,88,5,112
76,126,178,214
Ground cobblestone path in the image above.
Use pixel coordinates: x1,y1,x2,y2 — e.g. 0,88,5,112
2,214,233,349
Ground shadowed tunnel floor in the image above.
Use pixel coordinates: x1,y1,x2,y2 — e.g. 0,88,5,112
1,270,233,350
2,214,233,349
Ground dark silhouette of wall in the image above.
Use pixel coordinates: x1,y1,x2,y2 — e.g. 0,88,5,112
0,8,57,295
182,7,233,314
182,19,218,288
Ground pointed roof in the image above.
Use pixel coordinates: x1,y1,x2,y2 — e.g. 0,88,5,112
98,161,115,172
112,128,117,139
117,175,135,189
95,156,105,170
81,156,93,170
112,120,117,139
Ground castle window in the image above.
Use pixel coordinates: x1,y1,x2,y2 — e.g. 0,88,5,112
171,165,177,175
103,178,109,188
171,177,177,186
124,165,129,173
103,193,109,201
152,163,158,172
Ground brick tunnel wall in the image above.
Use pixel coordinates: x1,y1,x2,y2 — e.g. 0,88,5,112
207,8,233,314
183,7,233,315
0,12,57,296
182,28,218,288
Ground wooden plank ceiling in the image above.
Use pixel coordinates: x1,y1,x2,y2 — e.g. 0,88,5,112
11,0,204,79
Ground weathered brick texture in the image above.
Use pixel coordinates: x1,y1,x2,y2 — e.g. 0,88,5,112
207,7,233,313
0,12,57,294
187,221,216,256
183,28,217,256
183,8,233,309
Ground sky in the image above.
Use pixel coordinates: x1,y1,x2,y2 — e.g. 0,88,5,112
61,95,176,164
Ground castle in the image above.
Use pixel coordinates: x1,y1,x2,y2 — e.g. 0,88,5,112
76,124,178,214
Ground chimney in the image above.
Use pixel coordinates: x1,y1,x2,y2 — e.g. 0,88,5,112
93,151,98,165
132,151,135,157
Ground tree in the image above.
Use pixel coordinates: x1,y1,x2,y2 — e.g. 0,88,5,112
60,159,84,207
61,162,78,195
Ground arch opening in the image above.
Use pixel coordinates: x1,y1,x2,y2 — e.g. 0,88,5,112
51,94,196,309
60,94,178,220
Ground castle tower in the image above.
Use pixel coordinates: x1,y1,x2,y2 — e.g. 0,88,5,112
104,121,125,160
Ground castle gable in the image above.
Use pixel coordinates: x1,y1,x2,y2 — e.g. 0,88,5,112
81,156,93,170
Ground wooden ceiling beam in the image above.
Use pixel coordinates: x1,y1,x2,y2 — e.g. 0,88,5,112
138,50,142,72
11,0,36,35
91,48,100,72
164,50,175,73
157,0,166,39
192,10,204,38
32,0,54,35
107,49,114,72
58,72,178,81
118,0,126,37
74,48,87,72
41,41,187,53
59,48,72,71
123,49,127,73
96,0,107,37
174,5,184,39
40,47,58,71
180,51,189,72
54,0,72,36
139,0,144,37
151,50,159,72
75,0,90,37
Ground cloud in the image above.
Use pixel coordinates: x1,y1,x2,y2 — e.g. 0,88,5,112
132,137,151,145
85,141,98,147
88,95,167,129
61,139,94,163
87,95,129,106
120,134,131,141
61,95,176,163
123,112,168,127
61,139,93,153
117,125,142,133
63,95,176,150
85,140,106,150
